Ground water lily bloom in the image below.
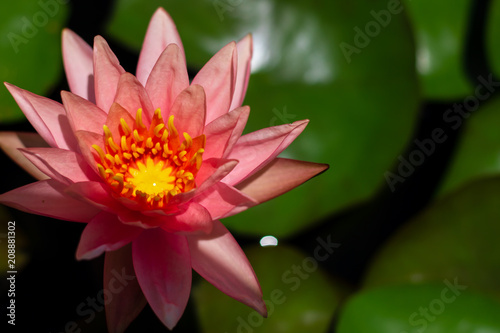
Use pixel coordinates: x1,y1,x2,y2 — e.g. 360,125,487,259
0,8,328,332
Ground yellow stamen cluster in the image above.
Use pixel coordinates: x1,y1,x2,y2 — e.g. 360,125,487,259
92,108,205,209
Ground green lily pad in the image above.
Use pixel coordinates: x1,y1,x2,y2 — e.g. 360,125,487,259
364,175,500,300
403,0,473,98
108,0,419,237
193,245,346,333
438,96,500,197
337,284,500,333
0,0,68,123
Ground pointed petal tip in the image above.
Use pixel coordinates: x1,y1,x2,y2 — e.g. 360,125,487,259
93,35,110,53
238,33,253,51
133,231,191,331
317,162,330,174
255,299,268,318
294,118,309,126
305,161,330,180
76,250,105,261
187,83,207,99
3,82,18,99
61,27,73,39
94,34,106,43
60,90,70,100
60,89,78,106
164,314,181,331
4,81,18,93
235,158,329,206
153,6,169,17
76,240,122,261
245,295,267,318
118,72,144,87
167,42,181,53
137,6,185,84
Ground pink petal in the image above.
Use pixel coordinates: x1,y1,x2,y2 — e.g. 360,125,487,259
169,85,206,137
0,179,100,222
187,220,266,316
61,91,107,134
104,245,147,333
137,8,185,85
236,157,329,203
195,158,238,192
66,181,124,214
117,209,166,228
194,182,255,219
74,130,104,174
192,42,237,124
229,34,253,111
114,198,154,218
159,202,213,234
105,103,136,141
223,120,309,185
114,73,155,124
62,29,95,102
76,211,143,260
145,43,189,117
203,106,249,160
132,229,191,330
0,132,49,180
4,83,78,150
20,148,99,184
93,36,125,113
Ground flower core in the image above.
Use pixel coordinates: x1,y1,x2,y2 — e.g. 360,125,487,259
92,108,205,209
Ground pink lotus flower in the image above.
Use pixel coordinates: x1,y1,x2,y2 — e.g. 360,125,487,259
0,8,327,332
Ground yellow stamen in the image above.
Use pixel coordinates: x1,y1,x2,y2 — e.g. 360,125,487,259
93,108,205,209
133,129,144,142
103,125,112,139
154,124,165,137
107,137,120,153
120,118,131,135
92,145,107,165
168,115,178,139
183,133,192,148
121,136,129,151
136,108,146,129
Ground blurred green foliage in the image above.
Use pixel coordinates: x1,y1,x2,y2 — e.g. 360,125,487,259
364,176,500,301
193,245,346,333
0,0,68,122
403,0,473,98
438,96,500,197
337,284,500,333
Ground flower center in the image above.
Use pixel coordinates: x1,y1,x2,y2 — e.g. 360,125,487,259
92,108,205,209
